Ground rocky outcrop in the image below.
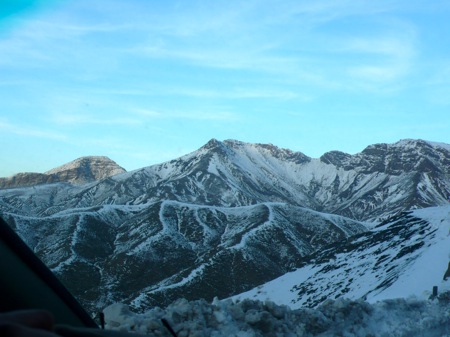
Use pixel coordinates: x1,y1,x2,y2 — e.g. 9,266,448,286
0,156,126,189
320,139,450,175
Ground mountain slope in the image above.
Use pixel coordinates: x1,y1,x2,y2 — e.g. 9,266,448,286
2,202,366,311
234,205,450,308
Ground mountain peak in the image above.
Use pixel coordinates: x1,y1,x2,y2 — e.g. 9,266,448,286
199,139,310,163
202,138,223,149
393,138,450,151
44,156,126,184
363,138,450,152
320,150,352,167
0,156,126,189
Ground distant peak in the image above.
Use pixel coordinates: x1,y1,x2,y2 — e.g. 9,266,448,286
206,138,221,145
44,156,126,184
200,139,227,152
393,139,450,151
320,150,352,166
0,156,126,189
223,139,245,145
393,139,428,147
361,139,431,153
44,156,124,175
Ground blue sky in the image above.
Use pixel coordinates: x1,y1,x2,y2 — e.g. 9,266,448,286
1,0,450,176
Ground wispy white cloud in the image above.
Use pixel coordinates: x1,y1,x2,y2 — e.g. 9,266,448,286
48,106,238,129
340,24,417,84
158,87,302,100
50,113,142,126
121,1,418,95
0,0,420,97
0,119,66,140
174,110,238,121
132,107,238,121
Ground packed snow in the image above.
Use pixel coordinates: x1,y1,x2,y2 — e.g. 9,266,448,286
103,296,450,337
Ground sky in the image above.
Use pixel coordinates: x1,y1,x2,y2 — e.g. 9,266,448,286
1,0,450,177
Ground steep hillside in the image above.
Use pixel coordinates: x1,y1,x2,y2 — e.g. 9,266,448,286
234,205,450,308
2,202,365,311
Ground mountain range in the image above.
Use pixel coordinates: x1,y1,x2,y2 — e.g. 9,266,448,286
0,138,449,312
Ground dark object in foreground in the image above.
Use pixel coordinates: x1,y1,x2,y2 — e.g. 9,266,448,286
0,216,97,328
161,318,178,337
0,217,159,336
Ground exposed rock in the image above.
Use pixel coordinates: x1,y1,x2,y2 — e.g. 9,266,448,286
0,156,126,189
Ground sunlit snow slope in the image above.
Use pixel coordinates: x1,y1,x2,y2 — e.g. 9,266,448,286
234,205,450,308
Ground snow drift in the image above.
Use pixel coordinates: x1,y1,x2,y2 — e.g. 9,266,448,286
103,295,450,337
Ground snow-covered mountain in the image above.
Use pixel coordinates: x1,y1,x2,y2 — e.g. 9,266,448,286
0,138,449,312
1,139,449,220
234,205,450,309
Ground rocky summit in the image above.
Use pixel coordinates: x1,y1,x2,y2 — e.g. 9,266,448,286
0,156,126,189
0,138,449,312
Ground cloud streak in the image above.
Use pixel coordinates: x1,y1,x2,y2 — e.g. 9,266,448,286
119,0,419,95
132,108,239,122
48,107,238,129
0,0,421,97
0,119,66,140
50,113,142,126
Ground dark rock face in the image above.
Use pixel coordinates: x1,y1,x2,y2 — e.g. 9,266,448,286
0,156,126,189
320,151,352,167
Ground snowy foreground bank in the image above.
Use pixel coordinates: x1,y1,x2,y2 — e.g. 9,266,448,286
104,296,450,337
